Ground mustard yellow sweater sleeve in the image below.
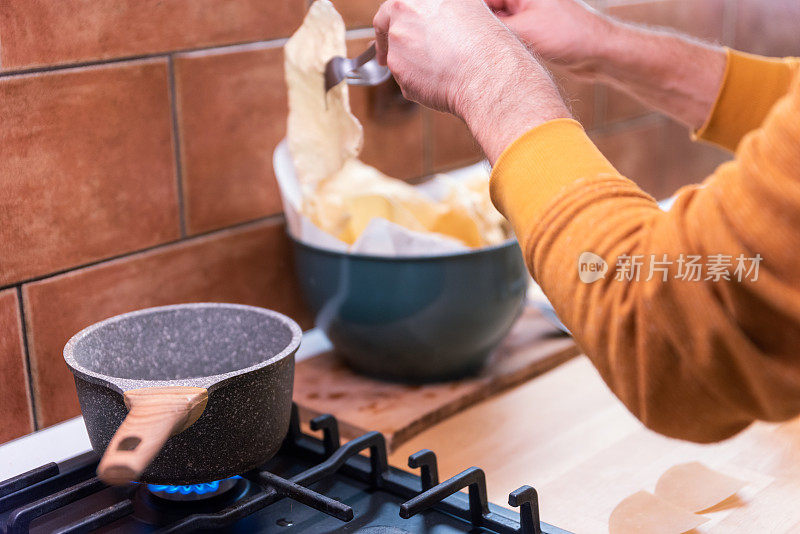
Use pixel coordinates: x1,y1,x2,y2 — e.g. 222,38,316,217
695,49,800,151
491,58,800,442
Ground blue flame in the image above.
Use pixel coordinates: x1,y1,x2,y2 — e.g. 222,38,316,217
147,476,240,495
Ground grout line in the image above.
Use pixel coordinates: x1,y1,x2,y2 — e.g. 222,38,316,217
0,25,377,80
15,286,39,431
0,213,287,293
175,38,288,59
0,24,376,78
0,36,291,79
421,109,433,176
587,111,664,137
166,55,188,237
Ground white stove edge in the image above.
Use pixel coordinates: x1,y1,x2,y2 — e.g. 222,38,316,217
0,328,332,481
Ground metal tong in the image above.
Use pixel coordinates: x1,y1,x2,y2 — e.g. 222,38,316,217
324,43,391,92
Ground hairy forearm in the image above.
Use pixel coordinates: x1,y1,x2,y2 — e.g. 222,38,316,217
590,19,727,130
457,40,572,164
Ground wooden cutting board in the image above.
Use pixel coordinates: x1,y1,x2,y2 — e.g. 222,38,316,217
293,306,579,451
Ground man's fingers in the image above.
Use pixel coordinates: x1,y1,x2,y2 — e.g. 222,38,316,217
484,0,513,15
373,2,391,66
484,0,507,10
495,11,525,35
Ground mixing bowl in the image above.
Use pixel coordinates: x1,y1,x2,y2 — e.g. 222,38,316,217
292,238,527,382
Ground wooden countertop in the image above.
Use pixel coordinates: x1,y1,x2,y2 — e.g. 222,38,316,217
388,356,800,533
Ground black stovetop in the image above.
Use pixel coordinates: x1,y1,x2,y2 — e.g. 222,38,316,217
0,405,570,534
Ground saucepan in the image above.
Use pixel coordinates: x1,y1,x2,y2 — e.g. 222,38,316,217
63,303,301,486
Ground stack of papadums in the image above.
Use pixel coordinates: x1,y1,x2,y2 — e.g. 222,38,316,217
284,0,509,249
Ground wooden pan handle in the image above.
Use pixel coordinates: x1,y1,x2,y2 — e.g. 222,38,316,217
97,386,208,486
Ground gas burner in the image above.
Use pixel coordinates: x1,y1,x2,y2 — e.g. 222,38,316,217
0,405,570,534
146,476,242,502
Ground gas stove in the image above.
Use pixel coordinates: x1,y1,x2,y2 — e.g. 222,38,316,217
0,405,569,533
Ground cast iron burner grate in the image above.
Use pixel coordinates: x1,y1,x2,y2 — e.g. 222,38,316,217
0,405,571,534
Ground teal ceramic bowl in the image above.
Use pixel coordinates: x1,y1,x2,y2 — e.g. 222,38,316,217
291,237,528,382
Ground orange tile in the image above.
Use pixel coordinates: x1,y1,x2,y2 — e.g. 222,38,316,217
659,118,731,192
606,0,726,41
0,289,34,443
591,116,730,199
734,0,800,56
346,36,425,181
591,117,667,198
428,110,483,173
0,60,180,286
0,0,307,70
602,85,651,125
330,0,383,28
23,219,311,428
175,44,287,234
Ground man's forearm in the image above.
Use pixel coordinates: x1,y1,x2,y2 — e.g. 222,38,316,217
458,16,726,163
457,41,572,164
590,19,727,130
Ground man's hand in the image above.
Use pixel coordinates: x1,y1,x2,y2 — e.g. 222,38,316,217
373,0,526,116
373,0,571,163
486,0,612,77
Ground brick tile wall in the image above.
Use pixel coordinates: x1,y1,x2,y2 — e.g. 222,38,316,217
0,0,307,70
0,60,180,285
427,110,483,173
734,0,800,56
0,0,798,442
174,43,287,234
330,0,383,28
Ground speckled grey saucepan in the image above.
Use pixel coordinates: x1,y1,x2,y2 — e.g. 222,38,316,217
63,303,301,486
